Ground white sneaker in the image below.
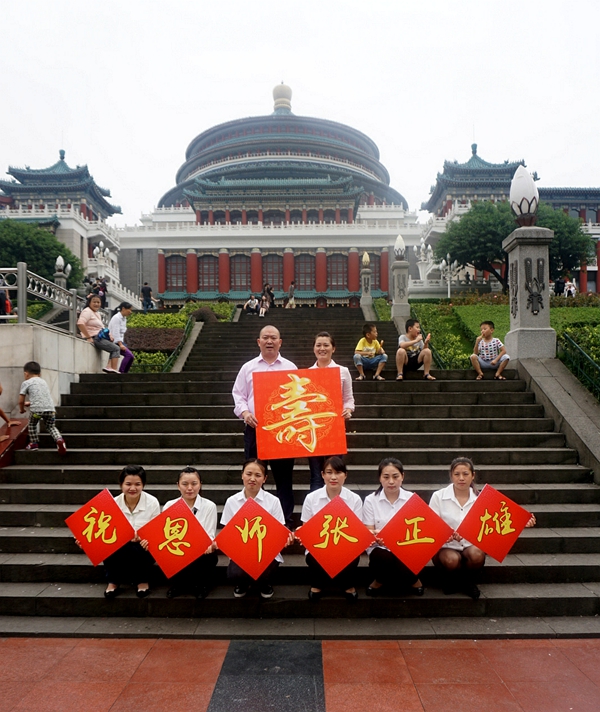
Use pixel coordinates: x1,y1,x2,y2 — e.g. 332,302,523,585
102,367,119,374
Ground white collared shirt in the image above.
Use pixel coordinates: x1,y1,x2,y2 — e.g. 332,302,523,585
362,487,413,554
308,359,355,413
221,487,286,562
428,483,478,550
300,485,363,555
163,494,218,539
232,353,298,418
108,312,128,344
114,491,161,534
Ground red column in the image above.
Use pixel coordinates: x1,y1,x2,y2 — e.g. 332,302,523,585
258,208,263,223
318,208,324,223
380,248,389,293
347,208,353,224
285,208,290,223
596,209,600,223
158,250,166,293
208,209,214,225
315,249,327,292
579,263,588,293
218,249,230,293
186,250,198,293
348,248,360,292
242,209,247,225
225,209,231,224
80,204,87,220
335,208,341,224
251,249,263,294
302,208,307,224
195,210,202,225
368,193,375,206
283,249,294,289
579,208,587,221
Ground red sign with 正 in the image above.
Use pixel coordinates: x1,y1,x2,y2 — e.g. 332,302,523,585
456,484,532,562
253,367,347,461
137,498,213,579
377,493,454,575
65,489,135,566
216,497,291,580
295,496,374,579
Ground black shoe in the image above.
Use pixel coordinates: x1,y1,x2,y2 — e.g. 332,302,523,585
194,586,209,600
366,586,381,597
345,590,358,602
308,589,322,601
409,585,425,597
136,587,150,598
464,584,481,600
233,586,248,598
104,586,120,599
260,585,274,599
166,587,181,599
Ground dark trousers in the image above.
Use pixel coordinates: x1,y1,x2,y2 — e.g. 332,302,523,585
168,551,218,591
368,547,419,589
119,347,135,373
305,553,360,591
244,425,295,528
104,541,155,585
227,559,279,589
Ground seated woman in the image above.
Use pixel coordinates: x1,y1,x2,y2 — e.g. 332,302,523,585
77,295,121,373
363,458,424,597
221,458,293,599
163,466,218,599
429,457,536,599
299,456,362,601
108,301,135,374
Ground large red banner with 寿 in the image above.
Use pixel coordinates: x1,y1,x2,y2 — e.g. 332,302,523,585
253,368,347,460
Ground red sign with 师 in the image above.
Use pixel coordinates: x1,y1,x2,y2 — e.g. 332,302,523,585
216,498,291,580
377,494,454,575
295,496,374,579
456,484,532,562
253,367,347,460
65,489,135,566
137,498,212,579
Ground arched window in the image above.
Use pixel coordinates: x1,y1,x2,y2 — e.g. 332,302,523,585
166,255,186,291
295,253,315,291
327,253,348,290
198,255,218,291
231,254,251,291
368,253,381,290
263,254,283,291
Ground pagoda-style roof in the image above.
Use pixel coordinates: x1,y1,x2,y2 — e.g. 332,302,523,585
0,150,121,216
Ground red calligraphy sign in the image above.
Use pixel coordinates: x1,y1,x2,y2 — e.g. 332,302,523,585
377,494,454,575
253,368,347,460
216,497,290,580
456,484,532,562
137,498,212,578
295,496,374,579
65,489,134,566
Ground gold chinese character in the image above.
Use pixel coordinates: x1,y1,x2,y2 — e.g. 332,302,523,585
82,506,117,545
314,514,359,549
396,516,435,547
235,516,267,562
158,517,191,556
262,374,337,453
476,501,516,543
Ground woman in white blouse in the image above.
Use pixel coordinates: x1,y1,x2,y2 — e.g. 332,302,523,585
108,302,135,373
163,466,218,600
299,456,362,602
103,465,160,599
307,332,355,491
363,458,424,597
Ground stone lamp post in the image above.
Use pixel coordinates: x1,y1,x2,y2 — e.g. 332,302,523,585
360,251,372,308
53,255,69,289
391,234,411,332
502,165,556,359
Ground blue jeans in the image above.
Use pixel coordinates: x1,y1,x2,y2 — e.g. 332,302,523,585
353,354,388,371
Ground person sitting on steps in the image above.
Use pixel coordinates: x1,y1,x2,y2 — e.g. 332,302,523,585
395,318,435,381
353,323,387,381
469,320,510,380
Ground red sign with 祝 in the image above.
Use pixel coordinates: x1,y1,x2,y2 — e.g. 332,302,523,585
253,368,347,461
65,489,135,566
137,498,213,579
216,498,291,580
377,494,454,575
295,496,375,579
456,484,532,562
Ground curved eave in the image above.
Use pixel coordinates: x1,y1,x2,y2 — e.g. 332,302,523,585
8,164,91,181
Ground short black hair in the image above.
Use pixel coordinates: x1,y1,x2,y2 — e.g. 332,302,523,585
323,456,347,474
119,465,147,485
405,318,419,331
178,465,202,483
23,361,41,375
480,321,495,329
362,323,376,337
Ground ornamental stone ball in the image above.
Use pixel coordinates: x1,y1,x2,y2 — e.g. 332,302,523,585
394,234,406,261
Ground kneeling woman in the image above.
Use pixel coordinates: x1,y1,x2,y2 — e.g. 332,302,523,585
429,457,535,599
221,459,293,599
363,458,424,597
300,456,363,601
101,465,160,599
163,466,218,599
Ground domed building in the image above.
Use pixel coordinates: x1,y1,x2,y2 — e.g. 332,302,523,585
118,85,422,304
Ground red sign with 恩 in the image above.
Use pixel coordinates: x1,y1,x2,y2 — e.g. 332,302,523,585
216,497,291,580
295,496,374,579
377,493,454,575
65,489,135,566
456,484,532,562
253,367,347,460
137,498,213,579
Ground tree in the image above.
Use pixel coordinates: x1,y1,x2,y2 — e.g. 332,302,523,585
434,201,595,292
0,219,83,288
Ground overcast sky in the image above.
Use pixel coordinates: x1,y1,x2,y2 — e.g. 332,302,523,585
2,0,598,226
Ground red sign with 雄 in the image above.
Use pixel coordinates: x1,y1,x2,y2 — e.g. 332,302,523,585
137,498,213,579
253,367,347,460
65,489,135,566
295,496,374,579
456,484,532,562
377,493,454,575
216,498,291,580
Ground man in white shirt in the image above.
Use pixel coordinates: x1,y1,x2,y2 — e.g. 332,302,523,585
232,325,298,528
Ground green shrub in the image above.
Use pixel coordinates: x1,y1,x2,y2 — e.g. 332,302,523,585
374,297,391,321
550,292,600,308
562,326,600,363
180,300,235,321
411,303,472,368
454,305,510,342
130,351,169,373
128,312,188,328
27,301,53,320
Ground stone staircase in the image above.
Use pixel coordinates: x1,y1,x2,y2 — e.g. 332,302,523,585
0,307,599,625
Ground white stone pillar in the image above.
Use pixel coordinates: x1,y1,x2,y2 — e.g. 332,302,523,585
391,259,411,333
360,266,372,307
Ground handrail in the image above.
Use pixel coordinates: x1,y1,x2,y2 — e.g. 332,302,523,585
559,333,600,401
162,316,195,372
